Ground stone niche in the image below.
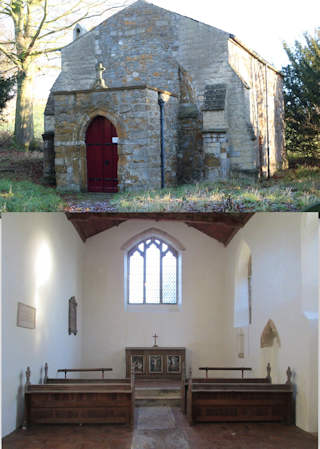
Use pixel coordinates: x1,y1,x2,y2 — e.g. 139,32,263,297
202,84,230,181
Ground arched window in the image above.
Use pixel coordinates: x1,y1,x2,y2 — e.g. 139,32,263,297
127,237,178,304
248,255,252,324
234,241,252,327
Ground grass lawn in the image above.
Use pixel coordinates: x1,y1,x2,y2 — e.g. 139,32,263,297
0,178,64,212
107,167,320,212
0,148,319,212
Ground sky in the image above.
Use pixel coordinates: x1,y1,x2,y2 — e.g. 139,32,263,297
27,0,320,99
149,0,320,69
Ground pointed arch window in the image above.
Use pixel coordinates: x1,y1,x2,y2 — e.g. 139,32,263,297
127,237,178,304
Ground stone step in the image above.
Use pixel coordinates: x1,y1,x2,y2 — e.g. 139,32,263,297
135,398,181,407
135,388,181,399
135,385,182,407
136,393,181,400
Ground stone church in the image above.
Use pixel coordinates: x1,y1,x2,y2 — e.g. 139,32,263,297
44,0,286,193
1,212,318,448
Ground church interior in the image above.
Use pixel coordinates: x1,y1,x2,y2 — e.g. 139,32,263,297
1,212,319,448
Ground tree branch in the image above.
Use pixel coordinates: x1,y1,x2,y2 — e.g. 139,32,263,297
39,13,91,39
24,0,48,59
43,0,84,24
0,43,19,66
30,45,63,56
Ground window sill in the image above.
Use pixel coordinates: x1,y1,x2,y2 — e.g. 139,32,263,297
126,304,181,312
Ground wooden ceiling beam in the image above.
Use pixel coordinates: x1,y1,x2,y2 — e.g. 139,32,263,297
66,213,254,245
66,212,253,228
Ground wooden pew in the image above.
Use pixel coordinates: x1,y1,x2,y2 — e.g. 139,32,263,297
186,365,294,425
23,365,135,427
193,363,272,384
44,363,129,384
199,366,253,379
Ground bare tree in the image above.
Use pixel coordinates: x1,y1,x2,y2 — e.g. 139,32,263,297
0,0,127,150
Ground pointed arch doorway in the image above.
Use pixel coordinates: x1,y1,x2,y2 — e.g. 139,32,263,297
85,116,118,192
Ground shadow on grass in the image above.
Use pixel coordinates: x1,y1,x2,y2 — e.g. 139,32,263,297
0,179,64,212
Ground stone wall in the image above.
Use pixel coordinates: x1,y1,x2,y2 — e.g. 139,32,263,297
53,86,178,192
53,1,181,95
45,0,286,190
228,38,286,176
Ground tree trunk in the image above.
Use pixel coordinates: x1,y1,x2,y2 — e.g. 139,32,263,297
14,69,34,152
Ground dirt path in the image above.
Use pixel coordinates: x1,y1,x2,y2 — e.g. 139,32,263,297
63,193,118,212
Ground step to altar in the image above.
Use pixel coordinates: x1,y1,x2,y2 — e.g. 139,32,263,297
135,381,182,407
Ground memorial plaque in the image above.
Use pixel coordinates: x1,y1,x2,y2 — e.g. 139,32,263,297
17,303,36,329
68,297,78,335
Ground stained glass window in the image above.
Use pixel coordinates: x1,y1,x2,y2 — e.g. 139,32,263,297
128,237,178,304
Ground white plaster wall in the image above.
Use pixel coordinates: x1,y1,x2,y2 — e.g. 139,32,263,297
1,213,84,437
1,213,318,436
234,241,251,328
223,213,319,433
82,220,227,378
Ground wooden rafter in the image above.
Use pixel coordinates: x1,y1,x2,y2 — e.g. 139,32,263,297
66,213,254,245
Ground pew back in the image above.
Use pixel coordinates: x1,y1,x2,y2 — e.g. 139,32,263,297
186,365,294,425
24,365,135,427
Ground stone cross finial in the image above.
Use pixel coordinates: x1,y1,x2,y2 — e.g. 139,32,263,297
266,362,272,382
26,367,31,387
286,366,293,384
44,362,48,383
153,333,158,347
93,62,107,89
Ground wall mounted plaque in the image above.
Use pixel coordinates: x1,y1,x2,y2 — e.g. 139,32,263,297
17,302,36,329
68,297,78,335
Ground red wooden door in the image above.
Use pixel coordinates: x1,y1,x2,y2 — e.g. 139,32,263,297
86,116,118,193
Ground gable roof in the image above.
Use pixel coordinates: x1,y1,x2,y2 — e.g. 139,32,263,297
61,0,281,75
62,0,229,51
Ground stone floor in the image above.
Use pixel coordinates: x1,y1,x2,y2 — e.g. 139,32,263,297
2,407,318,449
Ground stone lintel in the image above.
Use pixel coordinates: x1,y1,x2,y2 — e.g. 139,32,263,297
53,85,178,98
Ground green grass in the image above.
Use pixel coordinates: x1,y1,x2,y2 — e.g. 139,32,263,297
107,168,320,212
0,151,319,212
0,179,65,212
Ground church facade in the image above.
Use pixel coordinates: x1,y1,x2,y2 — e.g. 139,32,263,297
44,0,286,192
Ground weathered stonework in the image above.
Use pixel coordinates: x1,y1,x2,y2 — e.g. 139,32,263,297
52,86,178,191
44,0,285,192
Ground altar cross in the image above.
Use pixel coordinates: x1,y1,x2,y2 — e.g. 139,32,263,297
153,333,158,347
